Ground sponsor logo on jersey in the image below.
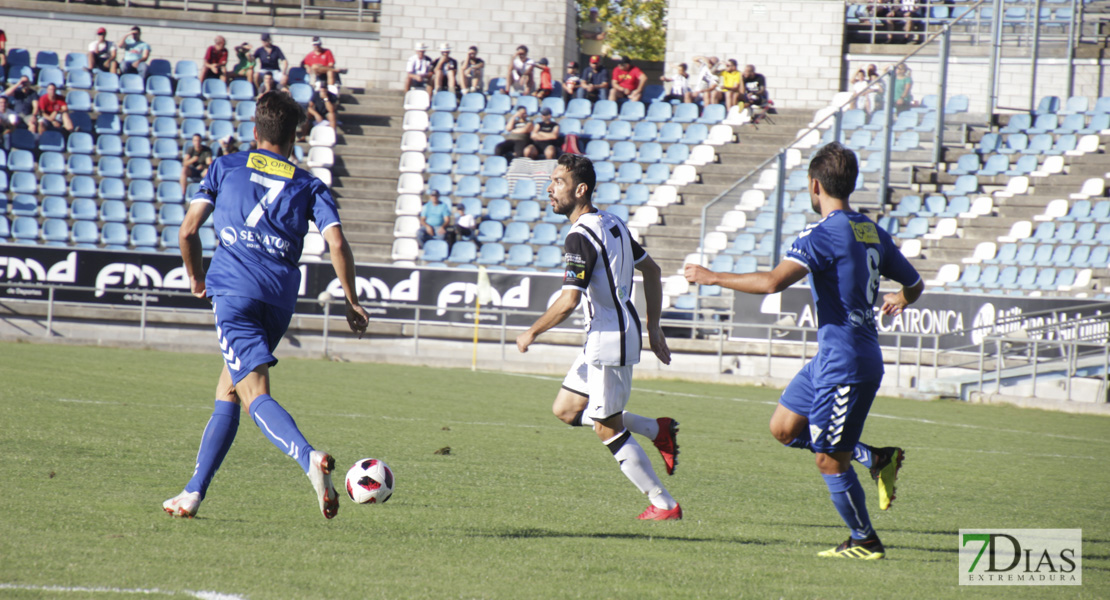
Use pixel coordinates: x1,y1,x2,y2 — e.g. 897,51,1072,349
247,152,295,179
851,221,880,244
220,227,238,246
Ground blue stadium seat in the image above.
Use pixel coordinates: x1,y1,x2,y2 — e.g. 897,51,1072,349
72,110,94,133
97,156,124,178
63,52,86,72
43,175,73,199
173,77,200,98
529,223,558,246
638,142,663,164
505,244,534,268
919,195,945,218
476,220,504,242
427,153,452,174
565,98,592,120
642,163,670,185
484,93,512,115
480,156,508,178
228,79,254,102
623,184,649,206
477,243,506,265
698,104,726,124
486,199,512,221
541,96,565,118
533,245,562,269
125,137,152,158
199,227,218,253
949,153,980,175
632,121,658,142
1034,96,1060,115
40,195,68,219
171,59,198,80
503,222,531,245
1024,133,1053,154
657,122,684,144
606,204,630,222
159,204,185,226
67,220,97,247
1089,96,1110,116
99,222,127,249
421,240,449,263
483,178,508,200
606,120,632,141
146,58,172,78
891,111,918,132
477,134,502,155
427,174,452,196
510,181,537,201
93,71,119,93
65,89,92,112
582,119,607,140
447,241,477,263
1000,114,1032,134
130,223,158,250
157,182,184,204
179,97,205,120
892,131,920,151
157,160,182,182
454,133,479,154
7,149,34,172
208,98,233,121
846,130,871,151
681,123,708,145
427,132,453,154
93,91,122,116
478,114,505,135
913,112,937,133
459,92,486,113
67,153,94,176
40,218,69,246
454,112,480,133
611,141,637,162
114,72,142,95
619,101,646,121
1045,134,1077,155
98,177,126,201
1057,113,1086,134
153,138,180,160
595,183,621,205
945,95,969,114
591,100,618,121
9,172,36,195
661,143,690,164
126,157,154,181
998,134,1027,155
209,120,234,141
646,101,672,122
95,113,121,135
129,202,157,224
514,95,539,116
98,199,127,223
432,91,458,112
11,216,39,243
180,119,206,140
841,109,867,130
429,112,454,132
455,154,481,176
121,93,149,116
234,100,256,122
1005,154,1039,176
896,217,929,239
890,195,921,217
594,161,615,183
10,194,38,216
585,140,611,162
615,162,643,184
123,114,150,137
287,67,310,86
1027,114,1058,135
515,200,541,222
977,133,1000,154
951,175,979,196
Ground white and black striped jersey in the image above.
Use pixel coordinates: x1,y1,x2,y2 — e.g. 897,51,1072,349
562,209,646,367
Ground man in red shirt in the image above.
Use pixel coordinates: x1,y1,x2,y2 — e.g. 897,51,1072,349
303,36,344,87
31,83,72,134
202,36,229,83
609,56,645,102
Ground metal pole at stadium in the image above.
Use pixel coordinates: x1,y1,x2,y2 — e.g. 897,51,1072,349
986,0,1004,119
933,26,951,168
878,71,896,208
1065,0,1078,97
771,152,787,266
1029,0,1044,111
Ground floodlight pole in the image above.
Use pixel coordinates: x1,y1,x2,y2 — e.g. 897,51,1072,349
1030,0,1044,111
933,26,951,168
1065,0,1078,98
986,0,1004,120
771,151,787,267
878,71,896,208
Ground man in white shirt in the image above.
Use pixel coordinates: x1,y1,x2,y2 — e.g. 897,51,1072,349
87,27,119,74
403,42,433,92
505,45,535,95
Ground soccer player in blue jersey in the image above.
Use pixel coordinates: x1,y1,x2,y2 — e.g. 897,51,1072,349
686,142,924,558
162,91,369,520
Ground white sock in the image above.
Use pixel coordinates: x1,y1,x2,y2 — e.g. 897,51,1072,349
622,411,659,440
605,431,677,510
573,410,595,427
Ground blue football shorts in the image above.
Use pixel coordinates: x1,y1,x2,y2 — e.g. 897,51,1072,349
211,294,293,385
778,360,881,454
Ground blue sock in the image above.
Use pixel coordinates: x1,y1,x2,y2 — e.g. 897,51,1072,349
250,394,314,474
184,400,240,499
822,468,875,540
785,438,876,469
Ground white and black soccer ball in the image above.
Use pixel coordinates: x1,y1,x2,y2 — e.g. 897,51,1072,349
344,458,394,504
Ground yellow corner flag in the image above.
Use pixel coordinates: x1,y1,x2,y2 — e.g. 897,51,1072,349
472,266,492,371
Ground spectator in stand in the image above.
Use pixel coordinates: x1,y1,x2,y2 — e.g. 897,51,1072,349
214,135,236,158
416,190,451,248
88,27,119,74
533,58,553,99
0,29,6,69
505,45,535,95
257,71,285,98
459,46,485,94
660,62,693,104
30,83,72,134
691,56,721,106
231,42,255,81
403,42,433,92
741,64,768,109
495,106,534,160
609,56,645,103
866,65,884,111
525,106,561,159
180,133,213,195
863,0,892,43
253,34,289,86
302,80,338,140
580,55,609,102
578,6,608,64
453,203,478,243
431,43,458,94
0,96,18,135
719,59,743,111
303,37,344,87
894,0,925,44
851,69,871,113
119,26,151,79
202,36,230,83
893,63,913,112
563,60,583,101
3,77,36,124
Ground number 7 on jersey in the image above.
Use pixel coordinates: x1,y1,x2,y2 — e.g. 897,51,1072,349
246,173,287,227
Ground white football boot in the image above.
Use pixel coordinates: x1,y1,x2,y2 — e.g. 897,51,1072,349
162,490,201,518
307,450,339,520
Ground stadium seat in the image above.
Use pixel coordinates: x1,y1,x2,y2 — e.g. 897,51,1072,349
540,96,565,118
681,124,708,145
418,152,444,174
157,182,184,204
64,89,93,112
11,216,40,244
227,79,254,102
660,143,690,165
207,98,234,121
72,110,94,133
611,141,637,162
7,148,34,172
698,104,726,124
618,101,646,122
94,71,119,93
637,142,663,164
483,93,512,116
126,157,154,181
582,118,607,140
595,182,621,205
655,123,683,145
1034,96,1060,115
157,203,185,227
477,243,506,265
98,177,126,201
38,195,68,220
945,95,970,114
514,200,541,223
615,162,643,184
585,140,611,162
454,112,480,134
454,133,480,155
534,245,563,269
150,138,178,161
514,95,539,116
1044,134,1077,156
447,241,477,263
10,194,38,217
97,156,125,179
128,201,157,225
209,120,234,141
123,114,150,137
454,154,481,177
95,113,122,135
66,153,95,176
289,83,312,106
234,100,257,123
157,160,182,183
421,240,449,263
1000,114,1032,134
429,112,454,133
457,92,485,114
504,244,534,268
502,222,531,245
97,222,127,249
564,98,591,120
432,90,458,112
125,137,152,158
606,120,632,141
591,100,618,121
643,163,670,185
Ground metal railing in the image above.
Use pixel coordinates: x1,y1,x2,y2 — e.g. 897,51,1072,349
49,0,383,22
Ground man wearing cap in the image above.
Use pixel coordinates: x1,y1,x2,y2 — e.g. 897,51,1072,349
431,43,458,95
202,36,230,84
526,107,561,160
302,37,343,87
580,55,609,102
563,61,584,101
303,80,338,140
459,46,484,94
578,6,608,63
30,83,72,135
403,42,433,92
505,45,534,95
88,27,119,74
533,57,553,99
609,57,645,103
253,34,289,86
119,26,151,79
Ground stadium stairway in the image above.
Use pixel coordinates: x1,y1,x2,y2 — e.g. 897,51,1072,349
331,87,405,263
638,108,816,276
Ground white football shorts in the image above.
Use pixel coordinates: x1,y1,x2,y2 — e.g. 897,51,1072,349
561,352,633,421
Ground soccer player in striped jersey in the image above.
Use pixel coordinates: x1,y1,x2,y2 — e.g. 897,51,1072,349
686,142,924,557
517,154,682,521
162,91,369,520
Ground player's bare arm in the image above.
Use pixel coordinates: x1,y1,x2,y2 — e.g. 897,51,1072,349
634,253,671,365
880,279,924,316
685,259,808,296
516,287,581,353
323,224,370,338
179,201,214,298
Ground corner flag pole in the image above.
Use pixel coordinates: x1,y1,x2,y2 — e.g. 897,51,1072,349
473,266,492,371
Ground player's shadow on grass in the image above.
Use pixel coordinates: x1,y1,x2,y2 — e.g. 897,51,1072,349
474,527,771,546
791,522,958,537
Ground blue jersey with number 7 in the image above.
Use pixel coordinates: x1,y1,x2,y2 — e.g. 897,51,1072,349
191,149,341,312
784,210,920,386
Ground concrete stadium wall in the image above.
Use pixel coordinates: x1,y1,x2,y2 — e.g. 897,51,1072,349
664,0,846,110
846,55,1108,114
3,0,576,90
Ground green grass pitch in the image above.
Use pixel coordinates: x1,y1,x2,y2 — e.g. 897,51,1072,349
0,341,1107,599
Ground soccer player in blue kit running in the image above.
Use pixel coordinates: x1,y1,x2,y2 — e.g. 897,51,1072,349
162,91,369,520
685,142,924,559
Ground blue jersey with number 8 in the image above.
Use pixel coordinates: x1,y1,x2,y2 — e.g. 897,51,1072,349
785,210,920,386
192,149,341,312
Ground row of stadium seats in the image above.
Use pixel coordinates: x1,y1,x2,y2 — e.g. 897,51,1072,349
393,239,565,270
0,215,206,251
62,94,259,122
5,195,188,221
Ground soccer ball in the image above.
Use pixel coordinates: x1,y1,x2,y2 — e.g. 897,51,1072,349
344,458,394,504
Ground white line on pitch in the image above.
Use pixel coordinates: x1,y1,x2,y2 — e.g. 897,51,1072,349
0,583,246,600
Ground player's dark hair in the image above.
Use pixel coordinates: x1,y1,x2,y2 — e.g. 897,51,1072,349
808,141,858,201
558,154,595,201
255,91,305,147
